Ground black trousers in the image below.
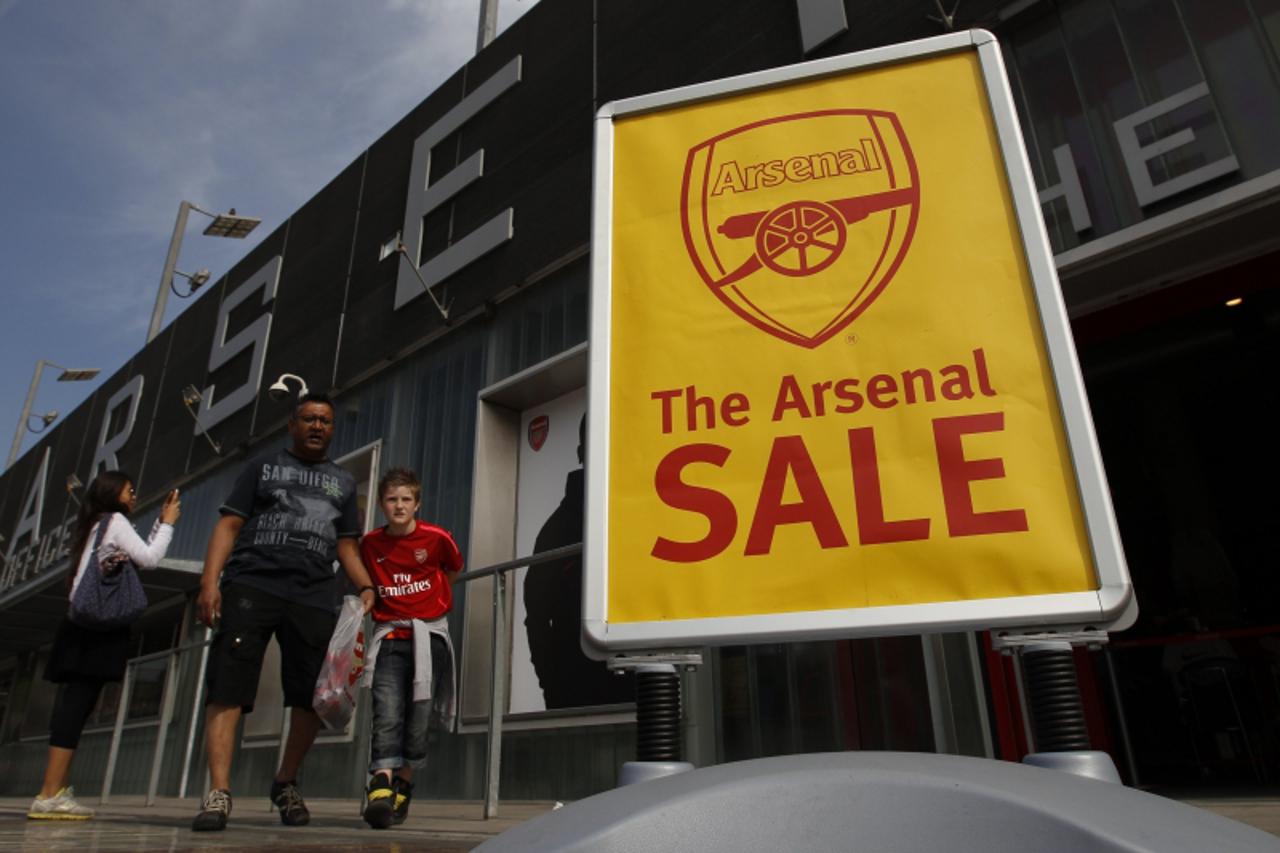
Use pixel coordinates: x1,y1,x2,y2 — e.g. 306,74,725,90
49,680,105,749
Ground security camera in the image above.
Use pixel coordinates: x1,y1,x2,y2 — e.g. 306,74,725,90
267,379,292,402
268,373,310,403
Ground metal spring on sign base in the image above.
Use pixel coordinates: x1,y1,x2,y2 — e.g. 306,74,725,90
635,669,682,762
1022,646,1091,752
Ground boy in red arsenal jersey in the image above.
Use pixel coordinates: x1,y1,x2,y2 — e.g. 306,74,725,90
358,468,462,829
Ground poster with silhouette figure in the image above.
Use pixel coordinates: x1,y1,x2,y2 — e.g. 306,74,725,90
510,388,634,713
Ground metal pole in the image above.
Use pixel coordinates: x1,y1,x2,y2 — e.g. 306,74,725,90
178,629,212,799
1101,646,1140,787
476,0,499,52
482,571,508,819
7,359,46,469
146,201,192,343
146,651,182,805
100,663,136,804
1017,640,1120,783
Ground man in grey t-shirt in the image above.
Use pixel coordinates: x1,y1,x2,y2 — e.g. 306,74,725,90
192,393,376,832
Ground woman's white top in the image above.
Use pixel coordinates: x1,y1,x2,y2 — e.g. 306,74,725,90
70,513,174,597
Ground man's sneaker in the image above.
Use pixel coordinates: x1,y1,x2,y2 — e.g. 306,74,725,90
27,787,93,820
363,775,395,829
192,788,232,831
270,779,310,827
392,777,414,825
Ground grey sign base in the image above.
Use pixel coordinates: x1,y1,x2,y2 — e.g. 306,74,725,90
617,760,694,787
476,752,1279,853
1023,749,1122,784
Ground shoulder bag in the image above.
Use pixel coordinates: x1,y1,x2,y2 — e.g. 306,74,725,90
69,516,148,630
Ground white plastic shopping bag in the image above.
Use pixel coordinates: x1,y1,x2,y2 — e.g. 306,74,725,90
313,595,366,731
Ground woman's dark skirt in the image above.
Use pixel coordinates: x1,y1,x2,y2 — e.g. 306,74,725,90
44,617,131,683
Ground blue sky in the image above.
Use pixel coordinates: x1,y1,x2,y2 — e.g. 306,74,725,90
0,0,536,467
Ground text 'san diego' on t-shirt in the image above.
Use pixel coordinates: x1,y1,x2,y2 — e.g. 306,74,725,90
220,449,361,610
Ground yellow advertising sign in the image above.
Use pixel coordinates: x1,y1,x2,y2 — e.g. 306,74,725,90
588,32,1131,648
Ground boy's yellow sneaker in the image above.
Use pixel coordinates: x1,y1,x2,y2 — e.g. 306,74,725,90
392,777,414,825
364,774,395,829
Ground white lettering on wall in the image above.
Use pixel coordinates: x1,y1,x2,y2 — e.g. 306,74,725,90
1,517,73,595
199,255,281,431
2,448,49,590
795,0,848,53
90,374,145,478
1037,144,1092,234
1040,82,1239,234
395,56,522,310
1115,82,1238,207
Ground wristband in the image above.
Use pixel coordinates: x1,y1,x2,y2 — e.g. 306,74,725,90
359,585,375,595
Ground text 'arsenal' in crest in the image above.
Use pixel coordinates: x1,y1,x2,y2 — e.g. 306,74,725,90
681,110,919,348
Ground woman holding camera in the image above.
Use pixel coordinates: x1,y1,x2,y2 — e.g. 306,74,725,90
27,471,180,820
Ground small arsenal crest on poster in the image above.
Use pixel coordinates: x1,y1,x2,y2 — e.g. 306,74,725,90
681,110,919,349
528,414,549,451
414,548,429,564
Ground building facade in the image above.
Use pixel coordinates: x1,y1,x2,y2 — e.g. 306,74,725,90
1,0,1278,799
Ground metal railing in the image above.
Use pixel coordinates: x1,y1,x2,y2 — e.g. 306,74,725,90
100,635,211,805
453,542,583,819
96,544,584,817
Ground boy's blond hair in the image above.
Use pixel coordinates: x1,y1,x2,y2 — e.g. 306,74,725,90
378,467,421,501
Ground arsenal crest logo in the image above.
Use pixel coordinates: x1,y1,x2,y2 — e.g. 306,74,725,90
680,110,919,348
528,414,549,451
414,548,429,564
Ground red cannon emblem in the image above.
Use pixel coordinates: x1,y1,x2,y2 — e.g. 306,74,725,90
680,110,919,348
528,414,549,451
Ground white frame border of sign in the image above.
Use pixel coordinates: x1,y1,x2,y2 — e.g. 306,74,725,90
583,30,1134,653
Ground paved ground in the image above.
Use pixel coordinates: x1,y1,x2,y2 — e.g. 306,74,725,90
0,795,559,852
1,791,1276,851
1176,795,1280,840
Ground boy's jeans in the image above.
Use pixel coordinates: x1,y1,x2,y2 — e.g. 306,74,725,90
369,635,447,772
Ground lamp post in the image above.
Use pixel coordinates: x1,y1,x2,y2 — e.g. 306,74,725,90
7,360,101,469
477,0,499,51
145,201,261,343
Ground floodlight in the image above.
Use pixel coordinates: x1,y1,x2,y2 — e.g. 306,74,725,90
66,473,83,504
7,359,101,469
201,208,260,239
55,368,100,382
147,201,262,343
180,385,221,454
172,268,212,297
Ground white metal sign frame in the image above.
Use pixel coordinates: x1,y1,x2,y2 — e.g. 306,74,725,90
584,30,1133,653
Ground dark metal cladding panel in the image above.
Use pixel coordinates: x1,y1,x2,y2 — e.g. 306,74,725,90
0,435,40,540
63,355,136,495
0,433,54,552
255,156,366,433
139,276,228,485
0,412,84,590
44,372,112,545
0,410,80,549
187,223,290,472
79,354,150,490
335,4,594,387
595,1,802,103
443,3,594,312
826,0,1009,54
0,468,11,538
124,325,178,499
335,66,468,388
